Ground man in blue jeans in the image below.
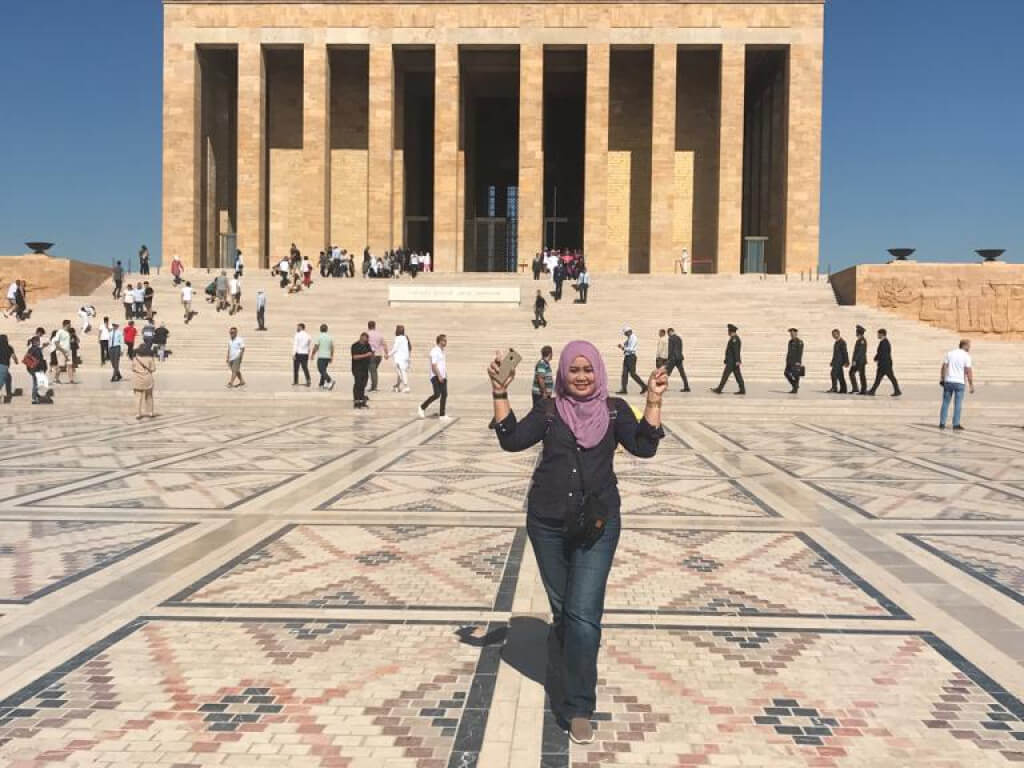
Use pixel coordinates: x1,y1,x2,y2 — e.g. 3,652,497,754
939,339,974,431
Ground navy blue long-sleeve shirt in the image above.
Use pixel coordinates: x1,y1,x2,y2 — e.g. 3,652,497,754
494,397,663,524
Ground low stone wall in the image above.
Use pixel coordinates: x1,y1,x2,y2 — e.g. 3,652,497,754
830,261,1024,337
0,254,111,302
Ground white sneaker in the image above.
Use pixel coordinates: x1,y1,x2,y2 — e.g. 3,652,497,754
328,380,335,391
439,415,452,422
402,387,411,393
417,407,425,419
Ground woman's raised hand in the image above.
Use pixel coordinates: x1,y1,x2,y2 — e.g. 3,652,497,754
646,367,669,400
487,351,514,393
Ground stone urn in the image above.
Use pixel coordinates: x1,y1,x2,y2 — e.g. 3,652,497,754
25,242,54,255
887,248,915,261
976,249,1005,263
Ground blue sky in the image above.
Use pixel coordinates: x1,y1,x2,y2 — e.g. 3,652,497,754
0,0,1020,269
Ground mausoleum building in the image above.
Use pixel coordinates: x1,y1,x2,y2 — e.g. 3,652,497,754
162,0,824,273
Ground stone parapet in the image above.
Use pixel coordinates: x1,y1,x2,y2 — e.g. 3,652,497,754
831,262,1024,337
0,255,112,303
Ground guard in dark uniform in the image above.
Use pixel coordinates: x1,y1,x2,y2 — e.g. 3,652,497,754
829,329,849,393
784,328,804,394
849,325,868,394
711,324,745,395
867,328,901,397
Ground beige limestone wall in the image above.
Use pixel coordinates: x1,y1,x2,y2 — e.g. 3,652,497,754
0,256,111,302
785,29,823,273
302,39,330,261
832,262,1024,337
518,43,544,265
583,43,610,270
649,43,677,274
675,48,720,273
266,49,304,262
236,41,265,266
330,47,370,251
162,29,199,268
716,42,744,274
367,43,394,255
433,43,459,272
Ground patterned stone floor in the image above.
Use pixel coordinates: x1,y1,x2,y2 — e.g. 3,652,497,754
1,404,1024,766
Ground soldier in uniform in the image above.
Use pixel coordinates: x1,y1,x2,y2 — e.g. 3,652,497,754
849,325,868,394
867,328,901,397
784,328,804,394
711,324,745,395
829,329,849,393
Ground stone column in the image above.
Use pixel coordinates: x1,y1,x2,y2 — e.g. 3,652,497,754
368,43,394,255
716,43,745,274
583,43,610,270
236,41,265,267
302,40,330,262
433,43,459,272
518,43,544,267
649,43,677,273
162,40,199,267
784,41,823,274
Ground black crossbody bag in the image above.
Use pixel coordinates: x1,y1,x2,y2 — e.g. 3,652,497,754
565,445,611,548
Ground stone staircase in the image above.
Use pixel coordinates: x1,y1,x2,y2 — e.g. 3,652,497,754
5,269,1023,418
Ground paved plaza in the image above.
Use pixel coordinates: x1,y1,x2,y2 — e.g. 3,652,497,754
1,400,1024,767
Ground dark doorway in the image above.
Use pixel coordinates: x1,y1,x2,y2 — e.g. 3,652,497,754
543,49,585,252
198,47,238,269
461,49,519,272
396,48,435,254
742,47,789,274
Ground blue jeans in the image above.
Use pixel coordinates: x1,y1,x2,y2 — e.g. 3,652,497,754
940,382,966,427
527,512,620,720
0,364,10,397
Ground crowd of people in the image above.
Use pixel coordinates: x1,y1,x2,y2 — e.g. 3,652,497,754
532,249,590,306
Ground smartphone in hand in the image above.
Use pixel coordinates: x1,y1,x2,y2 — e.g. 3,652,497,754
494,348,523,385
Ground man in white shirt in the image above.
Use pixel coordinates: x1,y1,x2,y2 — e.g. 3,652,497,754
181,281,194,323
229,274,241,314
132,283,145,319
123,286,135,322
53,320,74,384
418,334,450,420
226,327,246,388
616,325,646,395
255,289,267,331
939,340,974,431
4,281,16,318
292,322,312,387
98,316,111,366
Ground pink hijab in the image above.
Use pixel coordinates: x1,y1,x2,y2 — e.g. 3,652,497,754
555,340,610,449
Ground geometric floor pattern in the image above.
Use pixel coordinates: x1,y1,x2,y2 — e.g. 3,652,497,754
3,404,1024,767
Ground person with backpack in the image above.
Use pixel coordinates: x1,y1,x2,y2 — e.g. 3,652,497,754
23,334,51,404
487,340,667,745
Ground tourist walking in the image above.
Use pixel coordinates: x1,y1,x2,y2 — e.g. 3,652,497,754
139,245,150,276
829,329,849,393
615,326,646,395
132,283,145,319
0,334,15,404
575,268,590,304
711,324,745,395
534,290,548,328
390,325,411,393
234,249,244,277
112,261,124,299
292,322,312,386
123,321,137,359
867,329,901,397
79,305,95,334
532,345,554,407
181,281,194,323
313,323,335,390
132,346,156,419
532,252,543,280
418,334,449,420
170,254,184,285
53,320,74,385
109,322,123,382
350,331,373,408
552,262,566,301
488,340,666,744
226,327,246,388
98,317,111,365
255,289,266,331
939,340,974,430
143,282,155,320
655,329,669,370
14,280,29,321
784,328,805,394
215,271,228,312
229,273,242,315
665,328,689,392
367,321,387,392
122,286,134,322
24,335,49,404
153,322,170,362
4,279,16,319
849,325,868,394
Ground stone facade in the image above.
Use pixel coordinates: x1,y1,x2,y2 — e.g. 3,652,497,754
0,255,111,302
831,262,1024,338
162,0,825,273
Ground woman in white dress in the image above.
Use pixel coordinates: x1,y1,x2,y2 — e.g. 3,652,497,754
390,325,411,392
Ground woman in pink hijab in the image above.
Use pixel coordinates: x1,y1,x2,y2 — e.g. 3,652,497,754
489,340,667,744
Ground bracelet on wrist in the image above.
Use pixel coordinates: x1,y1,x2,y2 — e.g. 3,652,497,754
492,391,508,400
